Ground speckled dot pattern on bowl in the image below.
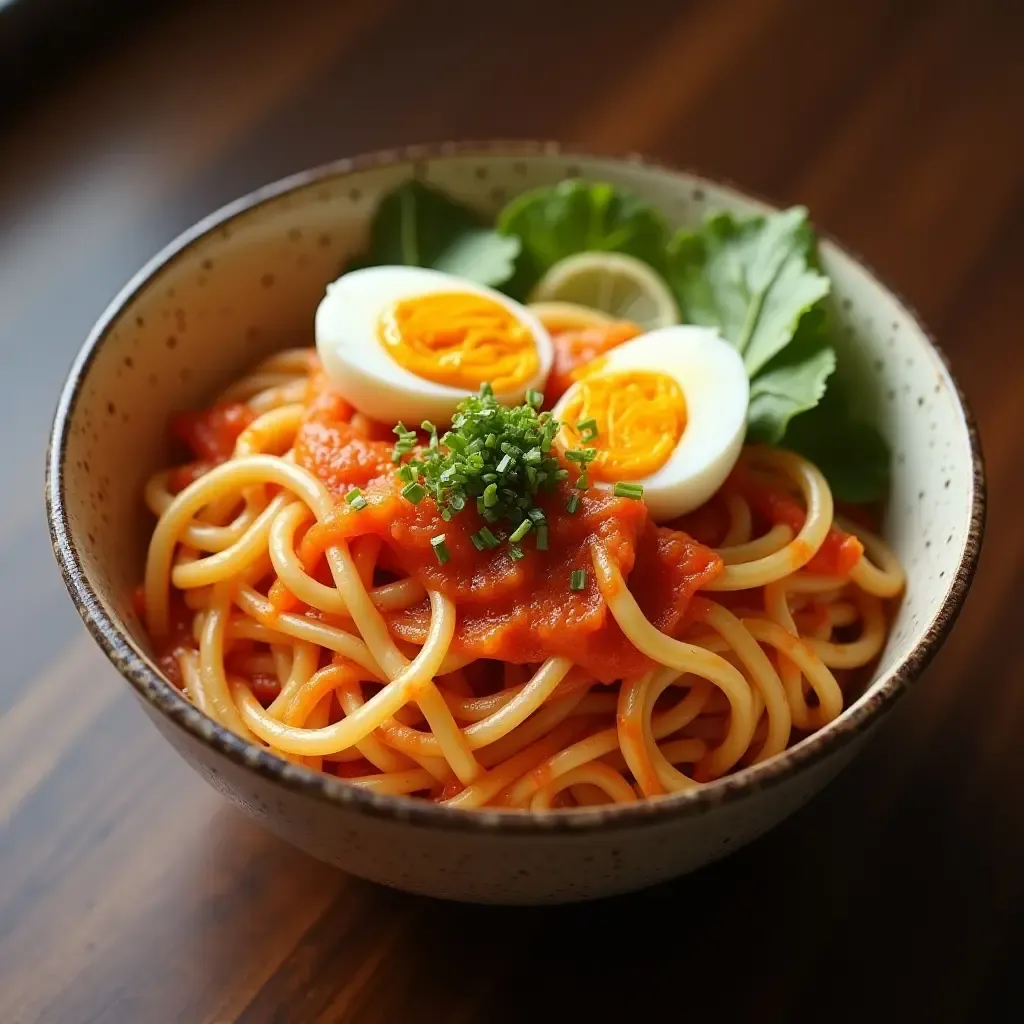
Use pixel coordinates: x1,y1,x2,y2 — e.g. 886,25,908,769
47,143,984,905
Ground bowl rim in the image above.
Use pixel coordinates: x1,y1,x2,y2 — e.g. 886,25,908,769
46,140,986,834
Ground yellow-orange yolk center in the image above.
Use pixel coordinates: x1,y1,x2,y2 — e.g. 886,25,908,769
559,369,687,480
380,292,539,392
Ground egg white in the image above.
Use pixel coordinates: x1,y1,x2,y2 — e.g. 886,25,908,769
315,265,554,425
552,326,749,521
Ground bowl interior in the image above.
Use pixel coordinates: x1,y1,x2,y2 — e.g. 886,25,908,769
53,146,977,758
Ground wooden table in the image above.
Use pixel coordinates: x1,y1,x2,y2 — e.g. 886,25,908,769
3,1,1022,1020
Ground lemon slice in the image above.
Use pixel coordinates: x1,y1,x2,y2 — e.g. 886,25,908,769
529,252,679,330
527,301,615,333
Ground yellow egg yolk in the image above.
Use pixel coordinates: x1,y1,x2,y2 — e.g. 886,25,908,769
559,369,687,480
379,292,539,392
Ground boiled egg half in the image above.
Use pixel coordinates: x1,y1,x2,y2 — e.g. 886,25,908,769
552,326,749,521
315,266,554,424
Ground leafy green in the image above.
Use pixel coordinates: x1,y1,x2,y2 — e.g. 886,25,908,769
667,206,831,376
496,180,669,297
668,205,837,447
782,382,891,504
353,180,519,288
746,306,836,444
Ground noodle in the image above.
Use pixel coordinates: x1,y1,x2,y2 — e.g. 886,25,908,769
139,348,905,812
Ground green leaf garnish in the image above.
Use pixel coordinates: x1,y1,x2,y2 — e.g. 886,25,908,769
782,380,891,504
497,180,669,297
745,307,837,445
393,384,589,552
351,180,520,288
667,206,831,377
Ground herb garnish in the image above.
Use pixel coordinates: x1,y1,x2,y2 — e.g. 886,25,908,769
392,384,600,553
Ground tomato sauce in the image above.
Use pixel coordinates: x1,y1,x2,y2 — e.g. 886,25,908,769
293,371,395,495
299,481,721,683
545,322,642,405
167,401,254,493
731,468,863,576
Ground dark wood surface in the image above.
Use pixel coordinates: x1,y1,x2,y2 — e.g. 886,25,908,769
3,1,1023,1020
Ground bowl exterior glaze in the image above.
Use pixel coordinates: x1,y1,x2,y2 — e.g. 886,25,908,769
48,143,983,904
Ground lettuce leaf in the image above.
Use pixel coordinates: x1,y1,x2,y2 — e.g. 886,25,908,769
667,206,831,376
746,306,836,444
667,206,837,446
496,180,669,296
352,180,519,288
782,381,891,504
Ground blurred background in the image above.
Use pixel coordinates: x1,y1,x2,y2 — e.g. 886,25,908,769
3,0,1023,1021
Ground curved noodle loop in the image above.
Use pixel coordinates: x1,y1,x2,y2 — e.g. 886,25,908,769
140,349,903,811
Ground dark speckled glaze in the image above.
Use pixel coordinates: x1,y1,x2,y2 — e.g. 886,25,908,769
46,143,984,903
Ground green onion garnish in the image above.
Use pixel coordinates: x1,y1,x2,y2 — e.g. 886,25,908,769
509,519,532,543
388,384,596,552
565,494,580,514
509,543,525,561
576,418,599,442
401,481,427,504
536,523,549,551
345,487,367,511
476,527,500,550
470,532,486,552
431,534,450,564
570,569,587,591
613,482,644,499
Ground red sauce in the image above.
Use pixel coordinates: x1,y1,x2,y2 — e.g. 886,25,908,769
670,492,731,548
299,479,721,683
171,402,254,462
166,402,255,493
545,322,642,405
293,371,395,495
732,468,863,576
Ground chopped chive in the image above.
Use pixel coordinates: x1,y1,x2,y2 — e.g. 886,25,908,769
420,420,435,434
401,481,427,504
575,473,589,490
527,507,546,524
470,532,486,551
525,389,543,408
565,493,580,514
477,527,500,549
613,482,645,499
576,418,599,442
536,523,549,551
509,519,532,543
345,487,367,511
570,569,587,591
397,464,415,484
431,534,450,565
496,453,513,474
483,482,499,507
508,543,525,561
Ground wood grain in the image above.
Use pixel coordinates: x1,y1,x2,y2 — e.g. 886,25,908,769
3,0,1022,1021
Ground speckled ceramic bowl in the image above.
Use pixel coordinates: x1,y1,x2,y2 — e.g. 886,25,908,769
47,143,984,905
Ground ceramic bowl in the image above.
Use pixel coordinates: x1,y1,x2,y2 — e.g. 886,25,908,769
47,143,984,905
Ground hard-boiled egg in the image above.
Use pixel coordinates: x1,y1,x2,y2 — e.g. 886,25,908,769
552,326,749,521
315,266,553,424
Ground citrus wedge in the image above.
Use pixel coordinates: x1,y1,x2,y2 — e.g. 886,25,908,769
529,252,679,331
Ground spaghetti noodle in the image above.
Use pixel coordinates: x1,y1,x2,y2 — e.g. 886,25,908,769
141,345,905,811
